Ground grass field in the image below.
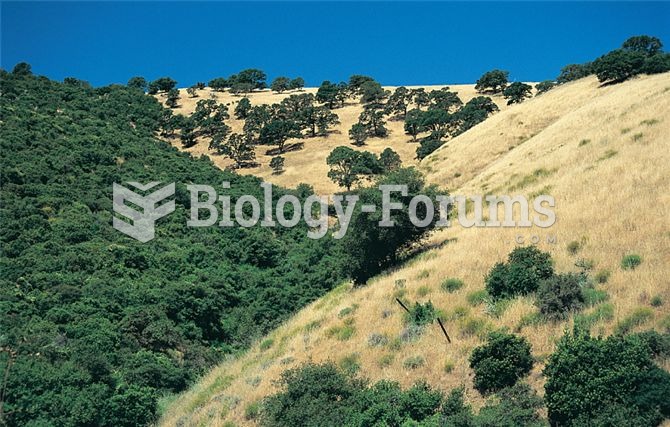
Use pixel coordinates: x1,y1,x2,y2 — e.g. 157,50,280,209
159,72,670,426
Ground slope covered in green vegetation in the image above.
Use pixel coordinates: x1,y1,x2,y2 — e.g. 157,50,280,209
0,71,349,425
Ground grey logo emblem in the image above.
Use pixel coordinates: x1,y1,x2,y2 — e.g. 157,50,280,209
113,182,175,242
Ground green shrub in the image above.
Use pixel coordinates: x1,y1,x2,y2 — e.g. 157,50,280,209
325,324,356,341
403,356,425,370
441,278,464,293
650,295,663,307
536,273,585,319
615,307,654,335
476,383,544,426
574,303,615,330
544,327,670,426
461,317,490,339
582,287,609,306
244,401,262,420
621,254,642,270
485,298,511,318
485,246,554,300
443,359,455,373
469,332,533,394
594,269,611,284
405,301,437,327
259,338,274,351
338,306,356,318
464,291,486,308
515,312,544,332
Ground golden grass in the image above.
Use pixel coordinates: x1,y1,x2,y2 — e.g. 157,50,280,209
159,73,670,426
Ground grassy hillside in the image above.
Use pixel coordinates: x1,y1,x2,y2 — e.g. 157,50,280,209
160,72,670,426
155,84,514,195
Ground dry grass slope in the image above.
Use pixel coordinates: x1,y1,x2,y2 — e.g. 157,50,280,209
160,73,670,426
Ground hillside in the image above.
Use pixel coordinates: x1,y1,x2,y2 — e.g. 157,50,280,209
160,72,670,426
155,84,514,195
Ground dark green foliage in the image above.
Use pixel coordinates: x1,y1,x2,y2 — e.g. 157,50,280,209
316,80,342,109
640,52,670,74
544,328,670,426
593,49,646,83
290,77,305,91
503,82,532,105
621,253,643,270
556,63,593,83
208,77,228,91
485,246,554,300
258,119,302,153
475,69,509,94
340,168,447,285
385,86,412,118
147,76,177,94
379,148,402,172
535,273,585,319
165,88,180,108
428,87,462,111
535,80,555,94
235,97,252,119
622,35,663,56
270,156,285,174
230,68,267,90
358,106,388,137
469,332,533,394
0,71,349,425
415,138,444,160
127,76,148,92
406,301,437,327
404,108,424,141
213,132,256,168
271,76,291,93
476,382,545,427
348,122,368,146
12,61,32,75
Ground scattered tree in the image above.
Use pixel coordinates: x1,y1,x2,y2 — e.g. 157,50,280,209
270,156,285,174
148,77,177,94
326,146,363,191
271,76,291,93
166,88,180,108
503,82,533,105
348,123,368,146
535,80,556,94
211,132,256,168
404,108,424,141
186,86,198,98
258,119,301,153
475,69,509,93
379,148,402,172
289,77,305,91
485,246,554,300
127,76,147,91
208,77,228,91
316,80,341,108
234,97,252,119
469,332,533,394
12,62,32,76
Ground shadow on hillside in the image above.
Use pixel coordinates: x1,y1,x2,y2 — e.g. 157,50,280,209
265,142,304,156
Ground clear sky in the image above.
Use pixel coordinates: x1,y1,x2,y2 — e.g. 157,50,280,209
2,2,669,87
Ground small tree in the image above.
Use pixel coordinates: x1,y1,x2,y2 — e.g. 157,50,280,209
593,49,645,83
289,77,305,91
415,139,443,160
535,80,555,94
326,146,361,191
127,76,147,91
503,82,532,105
622,35,663,56
404,108,424,141
556,63,593,84
535,273,585,319
475,69,509,94
271,76,291,93
235,97,252,119
258,119,301,153
211,132,256,168
469,332,533,394
428,87,462,112
359,107,387,138
208,77,228,91
411,88,430,110
485,246,554,300
385,86,412,118
148,77,177,94
359,80,386,105
180,119,196,148
166,88,180,108
348,123,368,146
379,148,402,172
12,62,32,76
186,86,198,98
270,156,285,174
316,80,340,108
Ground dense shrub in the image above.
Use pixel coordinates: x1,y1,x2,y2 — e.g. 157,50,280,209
544,327,670,426
621,253,643,270
469,332,534,394
535,273,585,319
485,246,554,299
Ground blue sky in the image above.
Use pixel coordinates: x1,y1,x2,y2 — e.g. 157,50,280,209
2,2,669,87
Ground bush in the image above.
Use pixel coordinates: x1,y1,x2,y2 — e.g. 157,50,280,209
535,273,585,319
338,354,361,375
259,338,274,351
485,246,554,300
405,301,437,327
476,383,545,427
469,332,533,394
544,327,670,426
650,295,663,307
621,253,642,270
415,138,444,160
582,287,609,306
403,355,426,370
368,333,389,347
244,401,262,420
566,240,581,255
440,278,464,293
467,289,489,306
